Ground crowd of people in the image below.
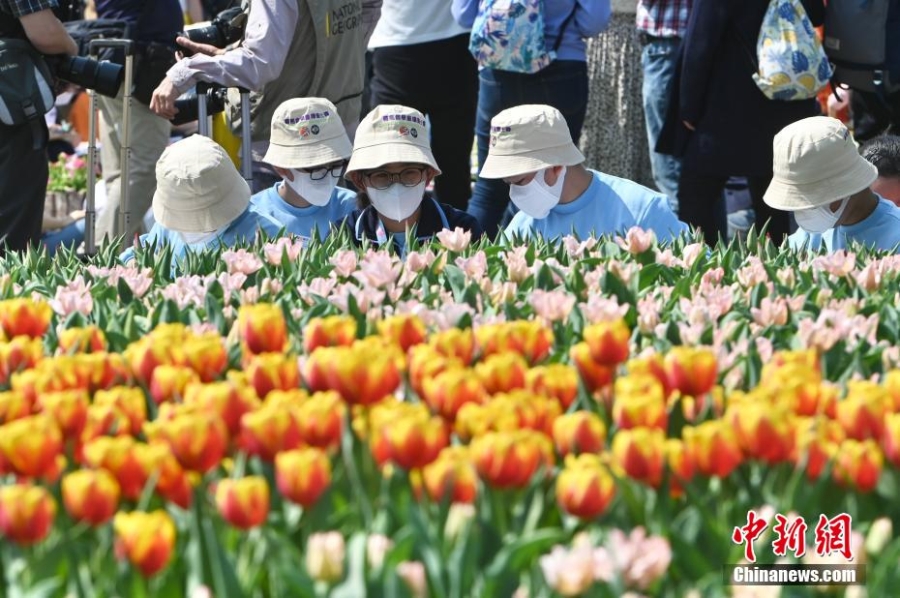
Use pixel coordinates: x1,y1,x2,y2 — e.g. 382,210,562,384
2,0,900,264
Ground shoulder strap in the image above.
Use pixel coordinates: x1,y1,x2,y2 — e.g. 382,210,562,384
552,3,579,54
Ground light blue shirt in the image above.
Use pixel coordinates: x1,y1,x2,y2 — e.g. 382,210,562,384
250,183,357,242
788,197,900,253
120,207,282,265
504,169,689,243
452,0,610,62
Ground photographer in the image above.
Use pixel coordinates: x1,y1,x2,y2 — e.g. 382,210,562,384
0,0,77,254
93,0,183,245
150,0,382,193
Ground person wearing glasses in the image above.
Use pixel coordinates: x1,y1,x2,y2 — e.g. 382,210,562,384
250,98,356,242
338,105,482,254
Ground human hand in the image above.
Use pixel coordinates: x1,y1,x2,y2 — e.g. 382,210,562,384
175,35,227,58
150,77,181,120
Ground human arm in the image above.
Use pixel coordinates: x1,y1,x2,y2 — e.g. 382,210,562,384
451,0,479,28
167,0,298,93
19,9,78,55
361,0,382,46
574,0,611,38
152,0,298,118
678,0,731,128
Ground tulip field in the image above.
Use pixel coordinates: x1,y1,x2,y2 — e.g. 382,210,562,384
2,228,900,597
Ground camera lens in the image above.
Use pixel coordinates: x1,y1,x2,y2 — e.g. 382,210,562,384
179,25,226,57
56,56,124,98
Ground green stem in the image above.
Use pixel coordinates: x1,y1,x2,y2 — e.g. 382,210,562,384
341,412,373,527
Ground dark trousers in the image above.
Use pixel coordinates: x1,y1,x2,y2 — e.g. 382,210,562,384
0,122,48,255
370,34,478,211
467,60,589,239
851,89,900,142
678,170,791,246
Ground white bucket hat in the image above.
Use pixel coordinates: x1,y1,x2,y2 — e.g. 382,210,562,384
345,105,441,174
479,105,585,180
764,116,878,211
262,98,352,169
152,135,250,233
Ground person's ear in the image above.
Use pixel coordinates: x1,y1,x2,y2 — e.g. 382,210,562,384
543,165,565,186
426,167,439,185
273,166,292,181
348,172,365,190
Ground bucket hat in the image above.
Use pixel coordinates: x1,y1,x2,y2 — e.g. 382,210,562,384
152,135,250,233
262,97,352,169
346,105,441,174
764,116,878,210
479,105,585,180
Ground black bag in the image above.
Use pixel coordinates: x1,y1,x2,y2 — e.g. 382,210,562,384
0,38,55,127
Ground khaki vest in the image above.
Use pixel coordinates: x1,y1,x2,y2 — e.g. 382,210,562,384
228,0,365,145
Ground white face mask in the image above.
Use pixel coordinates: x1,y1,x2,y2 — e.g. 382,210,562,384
509,167,566,219
284,169,337,207
794,198,850,234
367,181,426,222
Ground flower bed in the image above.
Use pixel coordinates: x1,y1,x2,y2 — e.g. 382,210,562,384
0,229,899,597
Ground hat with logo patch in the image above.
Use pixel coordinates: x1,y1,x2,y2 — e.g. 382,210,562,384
263,98,353,169
764,116,878,210
153,135,250,233
479,105,585,180
345,104,441,174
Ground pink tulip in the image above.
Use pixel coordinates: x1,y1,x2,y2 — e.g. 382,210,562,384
581,296,630,325
330,250,358,278
562,236,597,259
161,276,207,310
531,289,575,323
356,250,401,288
750,297,789,327
436,227,472,252
397,561,428,598
263,238,303,265
504,246,530,283
222,249,263,276
50,276,93,317
681,243,705,268
654,249,680,267
812,250,856,278
616,227,656,254
455,251,488,280
736,256,769,288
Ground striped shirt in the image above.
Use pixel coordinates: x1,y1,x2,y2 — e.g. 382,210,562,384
0,0,58,18
636,0,692,39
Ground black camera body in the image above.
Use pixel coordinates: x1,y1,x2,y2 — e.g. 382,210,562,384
171,84,228,125
47,54,123,98
179,7,247,57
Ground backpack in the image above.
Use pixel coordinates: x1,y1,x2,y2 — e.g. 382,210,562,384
0,38,55,129
823,0,900,95
469,0,576,74
752,0,832,101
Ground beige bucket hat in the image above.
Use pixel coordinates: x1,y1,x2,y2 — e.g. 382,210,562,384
345,105,441,174
262,98,352,169
152,135,250,233
764,116,878,211
480,105,585,180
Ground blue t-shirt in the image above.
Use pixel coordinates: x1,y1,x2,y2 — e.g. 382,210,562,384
95,0,183,45
788,197,900,253
504,169,689,243
120,207,281,265
250,183,357,242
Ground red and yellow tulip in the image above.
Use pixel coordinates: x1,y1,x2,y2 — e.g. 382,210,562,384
0,483,56,545
114,510,176,577
238,303,288,356
556,454,616,519
61,469,120,525
275,447,332,507
583,319,630,366
215,476,270,529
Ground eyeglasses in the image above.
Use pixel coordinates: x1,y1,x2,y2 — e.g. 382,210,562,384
301,161,347,181
365,167,427,190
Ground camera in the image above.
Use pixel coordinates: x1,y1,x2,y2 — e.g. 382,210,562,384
170,85,228,125
49,55,124,98
179,7,247,57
